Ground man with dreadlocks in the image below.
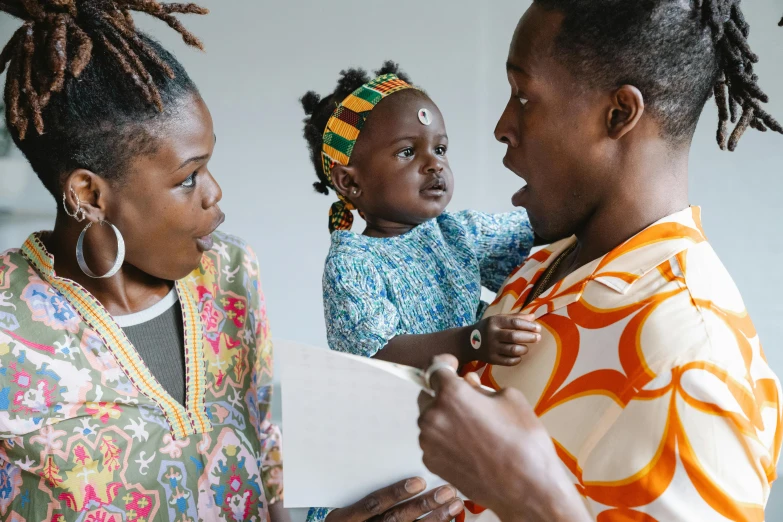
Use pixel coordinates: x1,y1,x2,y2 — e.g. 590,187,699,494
0,2,469,522
416,1,783,522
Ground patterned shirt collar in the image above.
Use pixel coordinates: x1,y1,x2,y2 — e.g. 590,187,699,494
493,207,707,318
20,231,56,277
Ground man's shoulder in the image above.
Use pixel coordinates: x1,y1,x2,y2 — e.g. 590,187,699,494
628,240,758,376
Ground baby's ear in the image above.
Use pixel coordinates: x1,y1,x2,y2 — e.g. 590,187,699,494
330,164,361,201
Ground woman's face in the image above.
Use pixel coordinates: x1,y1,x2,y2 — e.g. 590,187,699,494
106,94,224,281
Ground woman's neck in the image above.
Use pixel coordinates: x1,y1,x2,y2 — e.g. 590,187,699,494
44,214,172,316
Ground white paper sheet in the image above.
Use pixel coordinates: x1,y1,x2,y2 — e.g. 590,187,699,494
279,339,447,508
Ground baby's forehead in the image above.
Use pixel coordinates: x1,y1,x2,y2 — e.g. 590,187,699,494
365,90,446,132
384,89,437,111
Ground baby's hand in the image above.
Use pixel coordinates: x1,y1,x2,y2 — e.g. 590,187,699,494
469,313,542,366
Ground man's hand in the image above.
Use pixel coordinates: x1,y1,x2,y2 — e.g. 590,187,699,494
418,355,591,522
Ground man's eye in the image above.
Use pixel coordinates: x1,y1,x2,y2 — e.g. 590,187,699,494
181,172,197,188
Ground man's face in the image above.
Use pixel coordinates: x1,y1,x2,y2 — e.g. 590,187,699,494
494,4,617,242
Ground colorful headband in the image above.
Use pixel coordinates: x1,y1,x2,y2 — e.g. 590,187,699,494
321,73,417,233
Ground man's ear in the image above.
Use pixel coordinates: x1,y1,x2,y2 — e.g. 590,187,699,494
606,85,645,140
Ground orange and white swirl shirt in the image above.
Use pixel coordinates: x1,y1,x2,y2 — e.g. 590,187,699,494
466,206,781,522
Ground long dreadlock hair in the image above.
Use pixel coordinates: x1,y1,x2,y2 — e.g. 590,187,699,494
535,0,781,151
702,0,782,150
300,61,417,197
0,0,207,197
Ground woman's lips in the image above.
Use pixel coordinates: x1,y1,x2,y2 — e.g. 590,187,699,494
196,212,225,252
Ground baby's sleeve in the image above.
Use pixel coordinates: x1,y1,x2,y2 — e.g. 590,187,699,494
322,254,401,358
455,210,535,292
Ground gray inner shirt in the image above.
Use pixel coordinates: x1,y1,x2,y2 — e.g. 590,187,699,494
118,291,187,406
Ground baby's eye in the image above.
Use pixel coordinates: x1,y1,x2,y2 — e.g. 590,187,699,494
397,148,414,158
435,145,447,156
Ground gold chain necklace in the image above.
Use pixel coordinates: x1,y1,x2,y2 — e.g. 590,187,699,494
523,242,578,309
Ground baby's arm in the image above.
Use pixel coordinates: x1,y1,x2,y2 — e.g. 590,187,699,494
457,210,536,292
324,255,468,367
324,254,540,369
375,314,541,370
323,255,401,357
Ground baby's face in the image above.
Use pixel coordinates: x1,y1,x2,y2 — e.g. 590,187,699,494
348,90,453,227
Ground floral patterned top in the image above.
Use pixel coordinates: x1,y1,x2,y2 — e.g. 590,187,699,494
0,231,282,522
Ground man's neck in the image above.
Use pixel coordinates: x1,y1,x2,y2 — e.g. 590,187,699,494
561,144,691,280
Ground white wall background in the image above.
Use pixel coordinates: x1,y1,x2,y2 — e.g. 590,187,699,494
2,1,782,517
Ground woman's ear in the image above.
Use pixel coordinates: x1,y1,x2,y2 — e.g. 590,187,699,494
62,169,112,222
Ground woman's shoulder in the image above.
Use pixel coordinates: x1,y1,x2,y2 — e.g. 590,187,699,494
1,246,22,259
203,231,256,265
1,246,36,294
1,246,26,267
0,243,81,344
193,231,264,297
197,231,261,278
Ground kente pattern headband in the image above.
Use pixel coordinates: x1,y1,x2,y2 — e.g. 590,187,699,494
321,73,417,233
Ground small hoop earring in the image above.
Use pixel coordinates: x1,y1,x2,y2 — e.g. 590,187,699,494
63,187,86,222
76,220,126,279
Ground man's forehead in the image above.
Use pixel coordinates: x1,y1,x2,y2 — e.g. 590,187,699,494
507,5,564,75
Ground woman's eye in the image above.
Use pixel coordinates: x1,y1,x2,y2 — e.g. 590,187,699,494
181,172,197,188
397,148,414,158
435,146,447,156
